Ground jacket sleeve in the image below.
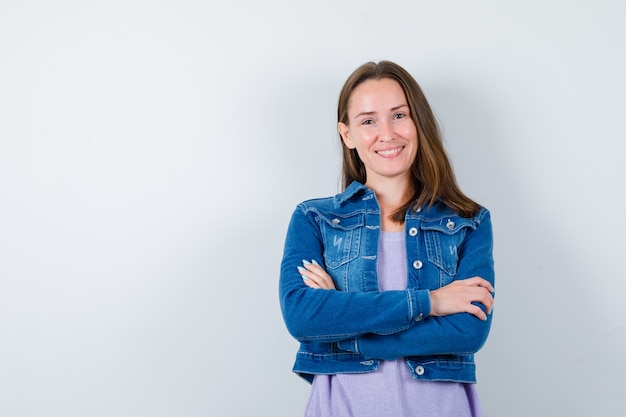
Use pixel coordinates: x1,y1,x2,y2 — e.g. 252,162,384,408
342,209,495,359
279,204,431,343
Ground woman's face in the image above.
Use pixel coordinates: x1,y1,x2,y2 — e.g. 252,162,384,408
338,78,418,189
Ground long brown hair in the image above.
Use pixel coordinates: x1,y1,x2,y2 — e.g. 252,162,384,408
337,60,480,221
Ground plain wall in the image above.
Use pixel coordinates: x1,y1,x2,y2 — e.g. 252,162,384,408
1,1,625,416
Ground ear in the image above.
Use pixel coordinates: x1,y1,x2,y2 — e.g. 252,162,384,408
338,122,355,149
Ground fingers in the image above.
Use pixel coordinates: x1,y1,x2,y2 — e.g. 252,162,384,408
430,277,495,320
468,287,494,319
297,259,336,290
454,277,494,317
468,286,494,318
467,277,495,316
464,276,495,293
468,304,488,321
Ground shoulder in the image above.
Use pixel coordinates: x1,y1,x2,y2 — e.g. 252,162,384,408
296,195,336,214
295,181,370,215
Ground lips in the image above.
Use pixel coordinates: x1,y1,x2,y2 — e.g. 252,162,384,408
376,146,404,157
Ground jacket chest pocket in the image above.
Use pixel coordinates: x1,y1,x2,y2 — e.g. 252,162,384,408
317,212,364,269
421,217,476,284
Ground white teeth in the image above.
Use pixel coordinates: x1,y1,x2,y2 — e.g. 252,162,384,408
377,147,402,156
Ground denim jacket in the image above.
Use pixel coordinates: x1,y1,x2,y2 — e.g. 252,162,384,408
279,181,495,384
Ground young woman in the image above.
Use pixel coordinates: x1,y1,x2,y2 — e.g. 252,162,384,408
279,61,495,417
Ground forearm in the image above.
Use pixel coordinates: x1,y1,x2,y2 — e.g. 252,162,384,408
343,309,492,359
280,267,431,342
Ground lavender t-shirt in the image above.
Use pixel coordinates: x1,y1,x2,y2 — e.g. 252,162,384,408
304,231,483,417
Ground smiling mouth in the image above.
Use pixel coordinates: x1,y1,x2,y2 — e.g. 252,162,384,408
376,146,404,157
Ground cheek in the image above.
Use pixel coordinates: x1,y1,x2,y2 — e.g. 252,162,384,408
407,129,419,155
409,127,419,148
402,128,419,146
354,132,377,148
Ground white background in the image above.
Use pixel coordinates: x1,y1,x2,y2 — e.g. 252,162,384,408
1,1,625,416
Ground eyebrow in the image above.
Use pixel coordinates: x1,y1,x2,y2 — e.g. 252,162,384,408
353,104,409,119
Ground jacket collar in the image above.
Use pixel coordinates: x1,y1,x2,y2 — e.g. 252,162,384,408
334,181,370,207
334,181,461,220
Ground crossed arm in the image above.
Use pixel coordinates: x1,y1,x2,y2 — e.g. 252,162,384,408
300,260,493,321
280,206,495,358
298,261,494,359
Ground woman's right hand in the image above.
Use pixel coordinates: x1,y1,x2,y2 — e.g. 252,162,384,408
429,277,494,321
297,260,337,290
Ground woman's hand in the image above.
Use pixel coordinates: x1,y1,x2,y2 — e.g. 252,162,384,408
429,277,494,321
297,260,336,290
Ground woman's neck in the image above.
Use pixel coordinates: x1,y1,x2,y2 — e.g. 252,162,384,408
366,178,412,232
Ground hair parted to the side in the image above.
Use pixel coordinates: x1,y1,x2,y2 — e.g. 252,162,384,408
337,60,480,221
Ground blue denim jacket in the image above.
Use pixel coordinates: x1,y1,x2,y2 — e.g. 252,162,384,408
279,181,495,384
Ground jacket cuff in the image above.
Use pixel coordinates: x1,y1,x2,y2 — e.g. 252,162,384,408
408,289,431,322
337,338,359,353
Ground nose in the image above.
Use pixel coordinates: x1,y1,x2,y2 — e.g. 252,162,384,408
379,120,394,142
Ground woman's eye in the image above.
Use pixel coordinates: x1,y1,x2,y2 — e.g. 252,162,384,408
362,119,374,125
394,113,406,119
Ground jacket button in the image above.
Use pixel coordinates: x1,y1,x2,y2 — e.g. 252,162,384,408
332,218,340,225
415,366,425,375
412,260,423,270
415,313,423,322
408,227,418,236
446,220,455,230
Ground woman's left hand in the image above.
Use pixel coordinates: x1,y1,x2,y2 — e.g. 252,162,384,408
297,260,336,290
